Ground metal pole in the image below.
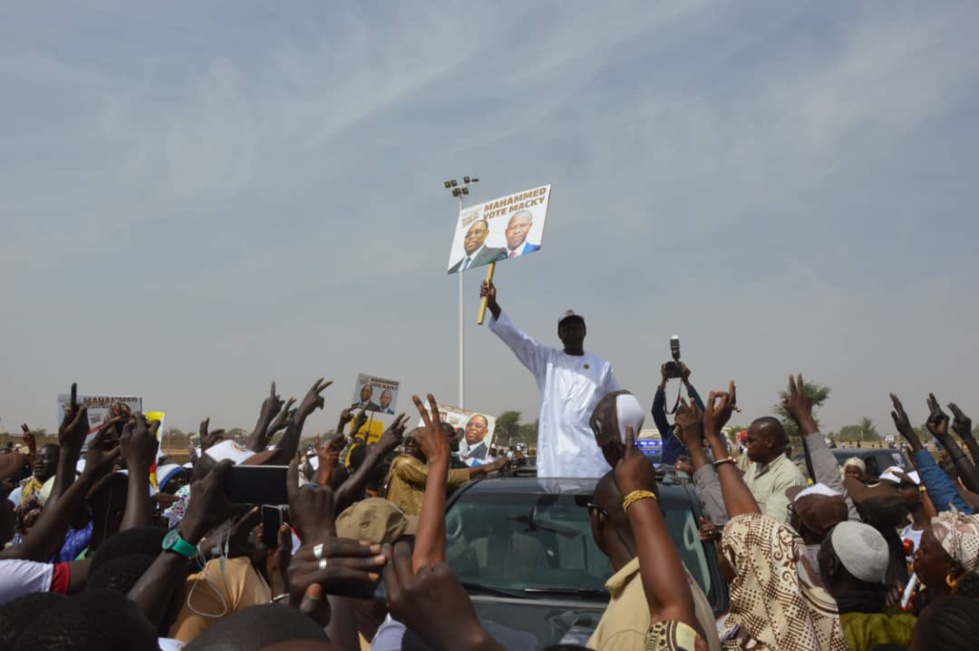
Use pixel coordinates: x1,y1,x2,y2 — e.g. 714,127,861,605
458,194,465,409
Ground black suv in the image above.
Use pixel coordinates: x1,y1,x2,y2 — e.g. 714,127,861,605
445,475,729,648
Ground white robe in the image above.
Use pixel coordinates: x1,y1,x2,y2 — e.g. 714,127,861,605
488,311,620,478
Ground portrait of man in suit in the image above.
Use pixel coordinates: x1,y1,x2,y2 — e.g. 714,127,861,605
350,383,381,412
448,219,507,274
504,210,540,259
378,389,395,414
463,413,491,460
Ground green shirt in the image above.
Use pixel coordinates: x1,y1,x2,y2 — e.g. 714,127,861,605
840,611,916,651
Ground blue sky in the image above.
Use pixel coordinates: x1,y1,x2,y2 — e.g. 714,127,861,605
1,1,977,437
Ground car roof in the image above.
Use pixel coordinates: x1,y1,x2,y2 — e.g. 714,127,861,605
458,476,698,506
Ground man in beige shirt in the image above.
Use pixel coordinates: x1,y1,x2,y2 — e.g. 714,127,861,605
384,430,506,516
741,417,807,524
587,472,722,651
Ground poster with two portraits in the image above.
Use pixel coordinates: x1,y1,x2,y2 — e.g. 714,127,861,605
446,184,551,274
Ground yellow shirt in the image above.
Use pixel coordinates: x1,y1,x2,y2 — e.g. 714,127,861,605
383,455,471,516
169,557,271,643
587,557,721,651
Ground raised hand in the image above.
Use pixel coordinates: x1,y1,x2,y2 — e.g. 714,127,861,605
260,381,286,423
267,397,298,435
925,393,950,438
336,408,354,435
198,417,225,452
351,408,369,436
480,280,501,319
119,413,159,472
782,374,811,420
287,458,338,542
949,403,973,440
679,362,692,384
383,541,500,650
674,397,703,448
948,403,979,464
411,394,450,465
890,393,923,451
297,378,333,420
179,460,243,543
376,413,410,454
81,428,121,482
58,403,89,457
614,425,656,496
704,385,735,436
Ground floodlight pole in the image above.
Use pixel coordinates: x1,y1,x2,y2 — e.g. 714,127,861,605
444,176,478,410
458,194,465,409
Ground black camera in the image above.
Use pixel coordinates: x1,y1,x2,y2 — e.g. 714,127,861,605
663,336,682,379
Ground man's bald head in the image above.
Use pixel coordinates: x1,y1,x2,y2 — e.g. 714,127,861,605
745,417,787,464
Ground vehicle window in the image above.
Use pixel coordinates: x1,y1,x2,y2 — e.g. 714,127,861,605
446,492,611,592
445,491,715,606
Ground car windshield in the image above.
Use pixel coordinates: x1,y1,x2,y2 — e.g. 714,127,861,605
445,490,717,608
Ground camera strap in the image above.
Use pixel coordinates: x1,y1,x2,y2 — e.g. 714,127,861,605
666,381,682,415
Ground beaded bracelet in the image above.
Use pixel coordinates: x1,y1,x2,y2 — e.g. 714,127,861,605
713,457,736,468
623,490,658,511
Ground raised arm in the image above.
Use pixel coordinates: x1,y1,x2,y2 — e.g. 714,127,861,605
616,425,701,635
481,280,545,379
245,381,286,453
1,429,120,561
890,393,971,513
677,406,729,526
410,394,450,570
119,413,159,530
48,397,89,506
949,403,979,466
128,460,241,630
784,373,859,520
267,378,333,465
694,385,761,518
925,394,979,494
651,368,671,436
334,414,408,513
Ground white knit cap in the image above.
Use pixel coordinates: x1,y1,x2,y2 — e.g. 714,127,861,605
831,521,890,584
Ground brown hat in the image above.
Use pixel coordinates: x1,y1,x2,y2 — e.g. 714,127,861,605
334,498,419,544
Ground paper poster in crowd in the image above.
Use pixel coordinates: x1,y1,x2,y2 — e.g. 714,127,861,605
446,184,552,274
56,393,143,449
418,404,497,462
349,373,400,414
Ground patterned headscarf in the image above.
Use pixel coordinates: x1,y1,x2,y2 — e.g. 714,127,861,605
162,484,192,529
931,510,979,573
719,513,848,651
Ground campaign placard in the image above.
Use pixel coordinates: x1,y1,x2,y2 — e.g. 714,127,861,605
56,393,142,449
446,184,551,274
418,404,497,462
349,374,400,414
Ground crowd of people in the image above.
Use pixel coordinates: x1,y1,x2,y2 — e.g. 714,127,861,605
0,284,978,650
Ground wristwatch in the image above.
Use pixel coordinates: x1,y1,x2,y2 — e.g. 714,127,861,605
162,527,198,559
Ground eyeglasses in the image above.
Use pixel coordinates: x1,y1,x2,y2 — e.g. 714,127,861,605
586,502,609,519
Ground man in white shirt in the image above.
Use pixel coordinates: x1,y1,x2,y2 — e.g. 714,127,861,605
480,280,620,478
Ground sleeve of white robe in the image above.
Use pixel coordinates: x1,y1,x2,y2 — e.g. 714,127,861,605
487,311,547,389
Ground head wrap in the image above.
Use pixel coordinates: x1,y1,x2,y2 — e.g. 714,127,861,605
155,464,186,493
931,510,979,573
786,484,848,540
590,390,645,447
831,521,890,584
720,513,848,651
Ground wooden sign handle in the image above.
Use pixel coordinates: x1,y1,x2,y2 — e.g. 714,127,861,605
476,262,496,325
